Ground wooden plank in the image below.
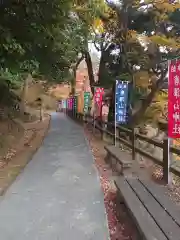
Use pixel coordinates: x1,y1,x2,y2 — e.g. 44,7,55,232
170,146,180,156
135,133,163,148
104,145,132,166
127,178,180,240
140,179,180,227
116,136,132,148
115,178,167,240
116,124,132,134
134,146,163,166
170,164,180,178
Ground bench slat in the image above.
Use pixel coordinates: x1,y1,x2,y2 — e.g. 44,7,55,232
139,179,180,227
104,145,132,166
115,178,167,240
127,179,180,240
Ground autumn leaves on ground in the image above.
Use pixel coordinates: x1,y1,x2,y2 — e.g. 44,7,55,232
0,114,50,195
0,82,58,195
84,126,139,240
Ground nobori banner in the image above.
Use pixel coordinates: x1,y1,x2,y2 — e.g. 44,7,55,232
84,92,91,113
67,98,69,109
94,87,104,106
69,97,73,110
72,96,77,114
67,98,72,110
168,59,180,138
115,80,130,124
62,99,67,109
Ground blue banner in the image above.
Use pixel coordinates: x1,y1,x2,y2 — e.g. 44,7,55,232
115,80,129,124
62,99,67,109
64,99,67,109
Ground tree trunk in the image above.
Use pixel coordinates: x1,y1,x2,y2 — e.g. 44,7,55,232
130,88,160,126
130,71,166,126
98,44,114,87
71,69,76,95
108,82,115,123
40,101,43,121
84,51,95,95
98,50,106,84
20,73,31,119
71,56,84,95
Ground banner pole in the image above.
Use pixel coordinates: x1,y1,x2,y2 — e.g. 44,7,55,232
167,60,171,184
115,81,117,146
93,87,96,133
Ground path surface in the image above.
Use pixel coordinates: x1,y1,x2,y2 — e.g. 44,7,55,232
0,113,109,240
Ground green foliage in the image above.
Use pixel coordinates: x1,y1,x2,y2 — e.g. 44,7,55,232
0,69,22,88
0,0,73,84
94,0,180,124
0,0,107,89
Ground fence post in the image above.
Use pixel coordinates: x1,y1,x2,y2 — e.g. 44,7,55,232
118,128,121,148
131,128,136,160
100,120,103,140
162,137,171,185
85,113,87,123
93,115,95,134
111,123,114,146
102,121,107,141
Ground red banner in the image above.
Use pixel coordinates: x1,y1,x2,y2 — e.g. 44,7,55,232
94,87,104,117
168,60,180,138
94,87,104,106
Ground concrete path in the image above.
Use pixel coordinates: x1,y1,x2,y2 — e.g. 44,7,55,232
0,113,109,240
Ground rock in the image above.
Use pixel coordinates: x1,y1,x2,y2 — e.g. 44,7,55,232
136,124,165,161
145,124,159,138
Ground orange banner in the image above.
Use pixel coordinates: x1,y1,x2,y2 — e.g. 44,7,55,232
77,92,84,113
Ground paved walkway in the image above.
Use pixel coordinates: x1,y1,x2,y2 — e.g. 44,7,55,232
0,113,109,240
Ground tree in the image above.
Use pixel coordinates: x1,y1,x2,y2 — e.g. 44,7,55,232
101,0,180,125
69,0,108,94
0,0,80,116
0,0,72,85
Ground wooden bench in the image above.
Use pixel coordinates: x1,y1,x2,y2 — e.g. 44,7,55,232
115,177,180,240
104,145,132,174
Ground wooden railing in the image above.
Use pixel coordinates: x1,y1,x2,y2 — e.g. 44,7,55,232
65,110,180,183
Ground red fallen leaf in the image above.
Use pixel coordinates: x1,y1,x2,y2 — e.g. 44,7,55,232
84,127,139,240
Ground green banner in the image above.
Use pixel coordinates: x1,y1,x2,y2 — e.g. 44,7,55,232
84,92,90,113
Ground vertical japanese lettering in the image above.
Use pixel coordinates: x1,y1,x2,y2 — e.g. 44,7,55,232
168,60,180,138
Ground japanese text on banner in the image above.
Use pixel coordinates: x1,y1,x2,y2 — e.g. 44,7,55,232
72,96,77,114
168,60,180,138
115,80,129,124
94,88,104,106
94,87,104,117
84,92,90,113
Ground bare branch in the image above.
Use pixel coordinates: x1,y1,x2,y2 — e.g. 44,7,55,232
75,55,84,69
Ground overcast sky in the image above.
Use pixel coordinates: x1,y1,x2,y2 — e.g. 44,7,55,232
89,42,101,58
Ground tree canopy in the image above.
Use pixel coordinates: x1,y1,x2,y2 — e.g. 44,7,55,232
0,0,106,86
0,0,75,85
1,0,180,125
89,0,180,124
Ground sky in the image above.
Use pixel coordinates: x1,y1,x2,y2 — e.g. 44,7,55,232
89,42,101,58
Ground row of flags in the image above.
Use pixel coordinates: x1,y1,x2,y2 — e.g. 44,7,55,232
61,87,105,116
60,81,131,124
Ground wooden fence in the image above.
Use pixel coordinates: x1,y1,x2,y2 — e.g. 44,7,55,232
65,110,180,184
